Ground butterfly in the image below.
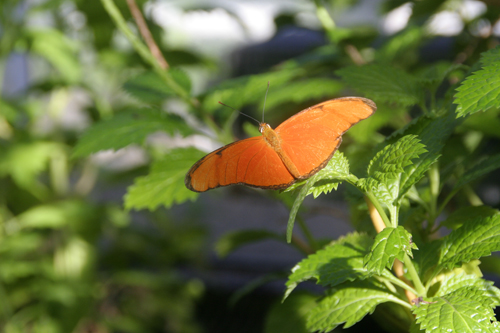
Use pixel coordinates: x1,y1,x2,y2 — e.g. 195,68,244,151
185,97,376,192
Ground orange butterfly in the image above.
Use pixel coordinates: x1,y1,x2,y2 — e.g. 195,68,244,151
185,97,376,192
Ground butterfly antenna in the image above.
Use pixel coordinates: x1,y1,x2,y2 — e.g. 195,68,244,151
262,81,270,123
218,101,260,125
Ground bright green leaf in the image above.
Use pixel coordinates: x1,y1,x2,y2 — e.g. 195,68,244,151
124,148,204,210
364,226,416,274
285,233,374,299
438,214,500,272
454,46,500,117
413,288,499,333
307,280,405,332
28,28,81,83
285,151,350,198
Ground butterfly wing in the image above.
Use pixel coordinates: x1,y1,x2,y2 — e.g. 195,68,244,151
185,136,295,192
275,97,376,178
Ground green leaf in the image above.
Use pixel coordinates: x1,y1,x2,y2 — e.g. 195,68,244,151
285,233,374,299
336,64,423,107
123,69,191,104
455,46,500,117
433,272,500,301
384,111,459,199
307,280,404,332
73,109,192,157
453,153,500,192
27,28,81,83
368,135,427,180
0,142,64,197
285,153,351,242
285,151,350,198
437,214,500,272
265,292,317,333
441,206,498,230
376,26,424,63
362,135,426,212
364,226,416,274
413,288,499,333
124,148,204,210
257,78,343,111
215,230,281,258
286,177,314,243
202,69,302,113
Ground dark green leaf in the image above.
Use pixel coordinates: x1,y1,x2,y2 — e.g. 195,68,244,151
73,109,192,157
336,64,423,106
265,292,317,333
215,229,281,258
123,69,191,104
441,206,498,230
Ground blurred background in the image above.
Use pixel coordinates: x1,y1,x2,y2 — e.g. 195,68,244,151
1,0,500,332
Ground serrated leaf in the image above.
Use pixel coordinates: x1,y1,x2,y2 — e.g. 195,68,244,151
433,272,500,302
453,153,500,192
215,229,280,258
384,111,459,199
124,148,203,210
368,135,427,178
257,78,343,111
285,233,374,299
336,64,423,107
285,151,350,198
364,226,416,274
413,288,499,333
123,69,191,104
73,109,192,157
454,46,500,117
363,135,426,212
436,214,500,272
307,280,404,332
441,206,499,230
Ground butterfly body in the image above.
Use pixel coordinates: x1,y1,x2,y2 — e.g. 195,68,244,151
185,97,376,192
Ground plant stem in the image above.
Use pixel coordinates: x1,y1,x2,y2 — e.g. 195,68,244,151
379,273,419,298
403,253,425,296
126,0,169,70
365,190,392,228
100,0,191,104
427,163,440,230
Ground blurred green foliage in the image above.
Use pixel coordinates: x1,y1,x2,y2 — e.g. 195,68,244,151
2,0,500,332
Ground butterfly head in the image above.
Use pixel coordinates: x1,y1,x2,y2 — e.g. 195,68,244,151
259,123,271,134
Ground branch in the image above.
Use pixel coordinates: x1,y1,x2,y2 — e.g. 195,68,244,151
126,0,169,70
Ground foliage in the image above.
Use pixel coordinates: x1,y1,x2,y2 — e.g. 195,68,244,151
2,0,500,332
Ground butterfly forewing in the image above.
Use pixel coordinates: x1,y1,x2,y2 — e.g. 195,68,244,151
275,97,376,177
185,137,295,192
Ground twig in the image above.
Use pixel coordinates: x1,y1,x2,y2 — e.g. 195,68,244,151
126,0,169,70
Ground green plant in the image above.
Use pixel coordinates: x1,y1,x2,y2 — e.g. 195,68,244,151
5,0,500,332
79,1,500,332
